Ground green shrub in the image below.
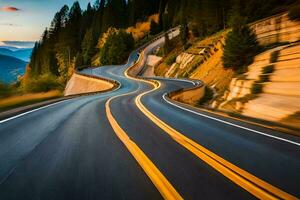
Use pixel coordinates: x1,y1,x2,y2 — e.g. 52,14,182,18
262,65,275,74
184,43,192,50
288,4,300,21
222,26,260,70
259,74,270,82
270,51,279,63
156,46,164,57
251,83,263,94
100,30,135,65
150,20,160,35
164,54,177,65
199,86,214,105
188,57,203,74
23,74,63,93
222,14,261,71
164,32,172,55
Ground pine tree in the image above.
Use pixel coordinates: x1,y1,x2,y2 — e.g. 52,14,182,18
222,13,260,70
163,32,171,55
99,30,134,65
150,20,159,35
81,28,94,65
180,18,189,45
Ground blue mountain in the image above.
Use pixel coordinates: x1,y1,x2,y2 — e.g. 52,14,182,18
0,55,27,84
0,47,32,62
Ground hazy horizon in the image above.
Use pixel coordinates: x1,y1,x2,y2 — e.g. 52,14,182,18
0,0,92,44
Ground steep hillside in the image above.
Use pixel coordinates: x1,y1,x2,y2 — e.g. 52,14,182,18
218,43,300,129
154,11,300,130
0,55,27,83
155,31,234,96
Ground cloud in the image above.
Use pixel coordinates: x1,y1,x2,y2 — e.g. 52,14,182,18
0,41,35,48
0,23,20,27
0,6,21,12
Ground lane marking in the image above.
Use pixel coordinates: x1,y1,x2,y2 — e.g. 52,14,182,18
135,87,298,200
162,94,300,147
123,31,297,199
155,78,299,146
0,74,122,125
0,100,70,124
105,90,183,200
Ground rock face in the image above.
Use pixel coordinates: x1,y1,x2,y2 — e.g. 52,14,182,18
219,43,300,129
64,73,114,96
250,12,300,45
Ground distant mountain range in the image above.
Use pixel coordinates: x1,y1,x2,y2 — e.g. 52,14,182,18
0,47,32,62
0,54,27,84
0,46,32,84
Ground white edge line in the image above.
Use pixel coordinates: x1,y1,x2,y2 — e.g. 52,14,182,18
0,100,70,124
162,93,300,147
0,79,122,125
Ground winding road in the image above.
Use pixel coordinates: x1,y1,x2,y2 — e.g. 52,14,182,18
0,30,299,200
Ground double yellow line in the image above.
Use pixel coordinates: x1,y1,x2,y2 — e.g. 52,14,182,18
134,83,297,200
105,89,183,200
105,52,297,199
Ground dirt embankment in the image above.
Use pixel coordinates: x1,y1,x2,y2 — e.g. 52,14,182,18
155,30,234,101
154,12,300,131
218,43,300,130
215,12,300,130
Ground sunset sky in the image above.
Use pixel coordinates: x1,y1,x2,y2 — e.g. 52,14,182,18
0,0,91,47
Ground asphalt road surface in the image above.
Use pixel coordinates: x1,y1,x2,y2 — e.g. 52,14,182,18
0,33,299,199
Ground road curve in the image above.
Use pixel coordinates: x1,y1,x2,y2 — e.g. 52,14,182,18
0,30,299,200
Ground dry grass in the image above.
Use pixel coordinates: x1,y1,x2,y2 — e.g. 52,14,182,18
0,90,62,112
155,30,233,94
191,43,234,93
155,62,171,76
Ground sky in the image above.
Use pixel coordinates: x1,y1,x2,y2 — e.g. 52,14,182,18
0,0,92,48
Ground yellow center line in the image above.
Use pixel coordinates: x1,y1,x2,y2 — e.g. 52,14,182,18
105,89,183,200
132,80,298,200
124,60,297,199
122,47,297,199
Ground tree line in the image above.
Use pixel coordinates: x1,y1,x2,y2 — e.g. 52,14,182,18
26,0,296,92
28,0,160,84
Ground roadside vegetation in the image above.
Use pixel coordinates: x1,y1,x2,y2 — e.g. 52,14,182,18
222,13,261,73
0,77,63,113
198,86,214,105
0,91,62,113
